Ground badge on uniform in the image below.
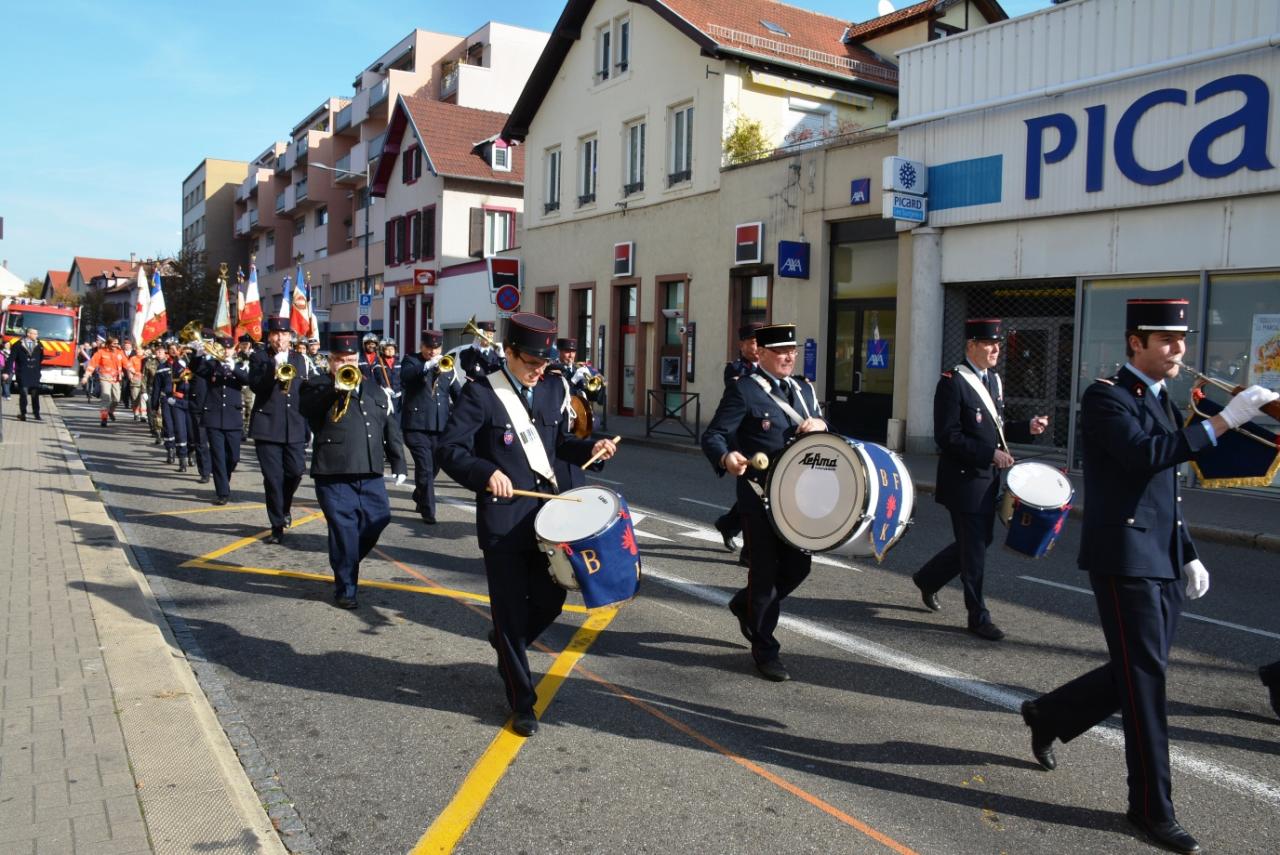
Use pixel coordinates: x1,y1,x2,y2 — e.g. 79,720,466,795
761,419,771,431
503,430,515,446
976,409,983,424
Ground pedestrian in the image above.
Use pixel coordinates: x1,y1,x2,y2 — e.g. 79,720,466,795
81,335,128,427
1018,298,1278,854
121,339,142,419
701,322,825,683
713,322,762,564
399,329,460,524
10,327,45,421
300,332,407,609
439,312,614,737
247,317,309,543
912,318,1048,641
191,334,249,506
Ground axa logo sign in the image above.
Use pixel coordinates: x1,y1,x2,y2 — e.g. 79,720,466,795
777,241,809,279
1024,73,1274,199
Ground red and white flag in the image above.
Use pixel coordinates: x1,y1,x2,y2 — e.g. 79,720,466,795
236,263,263,341
288,262,314,338
131,263,150,346
140,268,168,345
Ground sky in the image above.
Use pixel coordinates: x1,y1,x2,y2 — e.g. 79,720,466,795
0,0,1054,283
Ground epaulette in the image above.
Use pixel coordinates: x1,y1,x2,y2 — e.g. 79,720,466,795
1095,377,1116,386
941,370,953,379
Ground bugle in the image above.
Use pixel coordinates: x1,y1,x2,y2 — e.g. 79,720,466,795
276,362,297,394
1174,361,1280,422
438,353,454,373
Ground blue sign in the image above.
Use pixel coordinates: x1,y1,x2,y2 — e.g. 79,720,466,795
359,293,372,307
866,338,889,369
850,178,871,205
778,241,810,279
803,338,816,381
888,192,927,223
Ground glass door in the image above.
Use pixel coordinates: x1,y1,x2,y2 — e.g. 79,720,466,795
826,299,895,442
615,285,638,415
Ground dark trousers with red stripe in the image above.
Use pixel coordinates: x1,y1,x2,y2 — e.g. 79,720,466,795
731,505,811,664
1033,572,1184,821
483,548,566,716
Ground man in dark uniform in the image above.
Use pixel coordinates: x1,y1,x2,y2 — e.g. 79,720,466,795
248,316,310,544
458,320,502,381
702,323,825,683
185,337,212,482
300,333,407,609
192,335,249,505
237,335,257,436
152,340,191,470
1019,298,1277,854
546,337,588,491
713,322,762,557
440,312,615,737
912,318,1048,641
10,327,45,421
399,329,459,524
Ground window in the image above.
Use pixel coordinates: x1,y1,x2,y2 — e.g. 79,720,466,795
594,16,630,82
420,206,436,260
579,136,598,205
596,24,611,81
408,210,421,262
385,217,403,265
624,120,645,196
265,230,275,247
293,217,305,237
760,20,790,37
311,285,323,308
785,97,832,148
357,188,370,209
544,147,561,213
402,146,422,183
572,287,594,364
537,289,557,321
668,103,694,185
617,17,630,71
484,208,513,256
315,206,328,227
492,141,511,172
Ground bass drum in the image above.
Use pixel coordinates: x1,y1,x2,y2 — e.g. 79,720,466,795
763,432,914,561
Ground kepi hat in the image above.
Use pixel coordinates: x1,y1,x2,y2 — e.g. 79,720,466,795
504,312,557,360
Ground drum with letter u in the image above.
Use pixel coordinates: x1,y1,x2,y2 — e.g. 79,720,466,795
764,432,914,561
999,461,1074,558
535,486,641,610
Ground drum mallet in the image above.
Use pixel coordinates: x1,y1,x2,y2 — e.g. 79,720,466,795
749,452,770,471
580,435,623,470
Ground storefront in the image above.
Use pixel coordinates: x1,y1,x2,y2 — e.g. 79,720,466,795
895,0,1280,489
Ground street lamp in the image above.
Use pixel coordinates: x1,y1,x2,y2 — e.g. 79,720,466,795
310,161,374,298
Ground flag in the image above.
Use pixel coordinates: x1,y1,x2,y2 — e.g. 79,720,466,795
140,268,168,345
213,275,232,337
236,263,263,341
131,264,150,346
289,262,313,338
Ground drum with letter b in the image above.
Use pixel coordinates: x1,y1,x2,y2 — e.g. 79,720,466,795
764,432,914,561
999,461,1073,558
535,486,641,610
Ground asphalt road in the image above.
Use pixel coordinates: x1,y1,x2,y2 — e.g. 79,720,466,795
60,398,1280,855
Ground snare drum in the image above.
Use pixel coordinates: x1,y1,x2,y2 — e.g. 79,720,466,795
999,461,1073,558
534,486,641,610
764,432,914,560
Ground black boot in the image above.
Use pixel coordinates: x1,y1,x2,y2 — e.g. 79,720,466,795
165,448,174,464
178,457,188,473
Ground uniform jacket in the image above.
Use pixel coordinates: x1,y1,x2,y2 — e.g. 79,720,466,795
247,348,308,444
191,354,248,431
358,352,397,390
702,372,823,511
932,365,1034,511
723,356,757,387
439,371,597,551
86,347,127,383
9,338,45,388
399,353,459,432
300,374,407,479
459,345,503,382
151,358,190,408
1076,366,1209,577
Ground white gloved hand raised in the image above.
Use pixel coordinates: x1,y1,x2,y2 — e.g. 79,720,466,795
1219,385,1280,429
1182,559,1210,599
274,350,288,365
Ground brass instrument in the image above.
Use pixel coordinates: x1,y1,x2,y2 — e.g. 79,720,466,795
463,315,495,348
332,364,362,422
1174,361,1280,451
568,393,594,439
438,354,455,373
179,368,193,384
584,373,605,394
276,362,296,394
177,319,227,361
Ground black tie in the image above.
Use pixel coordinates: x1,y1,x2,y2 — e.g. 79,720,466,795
521,385,534,413
780,380,796,407
1159,387,1176,423
985,371,996,398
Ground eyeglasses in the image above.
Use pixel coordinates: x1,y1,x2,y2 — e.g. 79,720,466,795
512,351,548,372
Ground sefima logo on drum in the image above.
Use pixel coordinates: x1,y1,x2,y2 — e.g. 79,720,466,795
799,452,839,470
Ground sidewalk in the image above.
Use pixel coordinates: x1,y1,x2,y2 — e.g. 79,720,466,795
599,413,1280,553
0,398,286,854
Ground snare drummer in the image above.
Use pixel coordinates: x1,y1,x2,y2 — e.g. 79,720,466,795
702,323,825,682
439,313,615,737
913,318,1048,641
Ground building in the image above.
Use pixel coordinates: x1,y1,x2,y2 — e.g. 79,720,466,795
894,0,1280,492
182,159,249,272
41,270,70,302
370,94,525,352
0,262,27,300
503,0,1004,433
66,257,136,298
230,23,548,341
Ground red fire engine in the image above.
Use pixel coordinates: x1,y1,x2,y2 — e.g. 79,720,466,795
1,298,82,395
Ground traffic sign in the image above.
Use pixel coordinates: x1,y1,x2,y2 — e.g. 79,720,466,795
494,284,521,312
358,313,371,329
359,293,372,307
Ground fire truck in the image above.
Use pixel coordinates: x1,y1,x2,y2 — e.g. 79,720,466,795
1,297,82,395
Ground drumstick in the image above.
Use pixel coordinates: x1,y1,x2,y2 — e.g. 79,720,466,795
487,487,582,502
749,452,770,470
580,435,622,470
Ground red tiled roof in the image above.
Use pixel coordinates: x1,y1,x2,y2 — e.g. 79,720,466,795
845,0,1008,40
70,256,136,282
402,94,523,182
45,270,69,290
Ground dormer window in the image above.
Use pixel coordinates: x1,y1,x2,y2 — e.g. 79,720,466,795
491,140,511,172
760,20,790,38
594,15,631,83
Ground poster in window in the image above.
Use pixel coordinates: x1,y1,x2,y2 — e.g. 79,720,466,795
1250,313,1280,387
660,355,681,386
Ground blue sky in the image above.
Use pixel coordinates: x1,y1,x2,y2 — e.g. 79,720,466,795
0,0,1053,283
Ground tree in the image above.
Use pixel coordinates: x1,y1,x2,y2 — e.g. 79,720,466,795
23,277,43,299
162,245,221,333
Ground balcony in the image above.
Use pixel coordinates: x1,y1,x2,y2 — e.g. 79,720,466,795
335,103,355,136
292,136,309,168
370,78,389,107
440,66,459,100
249,209,259,228
235,212,250,236
294,179,308,202
236,181,250,202
369,131,387,162
275,192,287,214
274,157,289,175
334,151,363,184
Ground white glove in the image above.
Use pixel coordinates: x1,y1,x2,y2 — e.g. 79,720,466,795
274,350,288,365
190,340,204,355
1182,559,1210,600
572,366,592,385
382,386,396,414
166,396,176,406
1219,385,1280,429
394,473,407,486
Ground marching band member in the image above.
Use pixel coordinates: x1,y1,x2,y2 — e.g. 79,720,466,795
912,318,1047,641
378,338,402,403
247,317,309,544
547,337,587,490
358,332,381,382
1019,298,1277,855
399,330,459,524
300,333,407,609
151,339,190,471
701,323,824,682
191,334,249,506
185,337,212,482
439,312,614,737
458,319,502,381
714,322,762,560
237,334,257,436
143,342,163,441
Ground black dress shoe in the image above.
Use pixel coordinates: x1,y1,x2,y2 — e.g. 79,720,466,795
265,527,284,544
969,621,1006,641
487,629,497,649
33,415,41,421
512,712,539,737
212,496,229,506
737,549,751,568
334,596,359,610
1020,700,1057,771
284,514,292,529
1126,811,1201,854
912,572,941,612
17,414,25,421
420,512,436,525
728,597,753,643
754,658,790,682
714,519,737,552
197,475,210,484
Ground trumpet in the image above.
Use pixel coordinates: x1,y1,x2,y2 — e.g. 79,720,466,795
335,364,362,391
276,362,296,394
179,368,193,384
438,354,455,373
584,373,605,394
177,320,227,361
463,315,495,348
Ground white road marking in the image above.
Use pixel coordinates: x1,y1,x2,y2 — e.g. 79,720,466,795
1020,576,1280,641
587,474,624,485
644,566,1280,809
679,497,729,511
633,530,672,542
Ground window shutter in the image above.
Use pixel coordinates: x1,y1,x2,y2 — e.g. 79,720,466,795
422,207,435,260
407,212,418,262
513,212,523,249
468,207,484,258
397,217,409,265
384,220,395,265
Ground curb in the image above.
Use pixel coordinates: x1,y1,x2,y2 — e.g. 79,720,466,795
51,400,294,855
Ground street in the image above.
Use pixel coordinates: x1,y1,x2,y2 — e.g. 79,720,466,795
62,399,1280,855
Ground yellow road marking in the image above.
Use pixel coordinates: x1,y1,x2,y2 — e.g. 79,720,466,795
179,510,325,566
409,608,618,855
133,503,267,517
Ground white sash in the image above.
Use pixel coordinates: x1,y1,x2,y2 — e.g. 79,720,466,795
749,374,810,426
954,364,1007,450
489,369,558,490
